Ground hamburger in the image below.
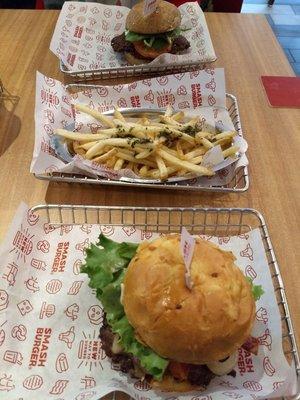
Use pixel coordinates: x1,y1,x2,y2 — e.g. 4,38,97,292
111,1,190,65
82,233,263,391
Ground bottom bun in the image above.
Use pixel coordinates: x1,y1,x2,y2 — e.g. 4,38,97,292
124,52,151,66
151,375,202,393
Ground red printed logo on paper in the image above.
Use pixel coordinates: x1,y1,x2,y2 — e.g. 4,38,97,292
177,85,187,96
56,353,69,373
117,98,127,108
222,393,243,399
0,328,5,347
3,350,23,365
128,82,137,92
0,373,15,392
29,328,52,367
100,226,114,236
273,381,284,391
156,89,175,108
23,375,43,390
206,78,216,92
218,237,230,245
68,280,84,295
243,381,262,392
81,376,96,389
263,356,275,376
191,83,202,108
238,233,249,240
75,390,97,400
59,326,75,349
113,84,123,93
134,380,151,391
27,209,39,226
46,279,63,294
76,238,90,254
245,265,257,280
44,76,56,87
17,299,33,316
39,302,56,319
156,76,169,86
51,241,69,273
208,94,216,106
73,259,82,275
122,226,136,236
103,8,112,18
31,258,46,271
78,333,105,370
255,307,268,324
258,328,272,350
174,73,185,80
87,305,103,325
65,303,79,321
240,243,254,261
74,25,83,38
49,379,69,395
237,348,254,376
10,226,34,261
142,79,151,86
140,231,153,240
37,240,50,253
41,87,60,108
144,90,155,103
96,87,108,97
130,95,141,108
205,68,215,75
178,101,190,109
11,324,27,341
2,262,18,286
80,224,92,234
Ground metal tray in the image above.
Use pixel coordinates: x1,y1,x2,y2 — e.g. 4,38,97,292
30,204,300,399
60,57,216,82
34,92,249,192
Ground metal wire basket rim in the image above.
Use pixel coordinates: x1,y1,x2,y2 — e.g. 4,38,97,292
60,57,218,76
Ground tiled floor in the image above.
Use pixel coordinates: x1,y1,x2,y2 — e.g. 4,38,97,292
242,0,300,75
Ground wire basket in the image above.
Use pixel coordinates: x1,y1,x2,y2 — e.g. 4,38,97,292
34,93,249,192
30,204,300,399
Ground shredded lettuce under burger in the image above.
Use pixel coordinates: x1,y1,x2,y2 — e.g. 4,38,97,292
81,234,264,381
81,234,169,381
125,27,187,50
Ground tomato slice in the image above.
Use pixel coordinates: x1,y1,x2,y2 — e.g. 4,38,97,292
168,361,190,381
133,41,172,59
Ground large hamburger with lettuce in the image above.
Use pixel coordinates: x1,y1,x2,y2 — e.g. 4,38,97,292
111,0,190,65
82,233,263,391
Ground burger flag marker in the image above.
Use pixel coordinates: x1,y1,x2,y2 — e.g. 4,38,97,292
143,0,158,16
180,227,195,290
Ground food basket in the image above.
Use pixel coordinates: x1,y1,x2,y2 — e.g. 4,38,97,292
34,92,249,192
29,204,299,399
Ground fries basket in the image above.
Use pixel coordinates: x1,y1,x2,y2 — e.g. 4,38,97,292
30,204,300,399
60,59,215,82
34,92,249,192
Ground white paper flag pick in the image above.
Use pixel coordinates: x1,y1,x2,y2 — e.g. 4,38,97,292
180,227,195,290
143,0,158,16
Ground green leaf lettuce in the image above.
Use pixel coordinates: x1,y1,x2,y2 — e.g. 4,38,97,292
247,277,265,301
81,233,168,380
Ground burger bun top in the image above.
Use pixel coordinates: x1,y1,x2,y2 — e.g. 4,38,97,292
125,0,181,34
123,234,255,364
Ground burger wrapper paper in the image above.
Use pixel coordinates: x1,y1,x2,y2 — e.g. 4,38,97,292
30,70,248,186
0,203,297,400
49,1,216,72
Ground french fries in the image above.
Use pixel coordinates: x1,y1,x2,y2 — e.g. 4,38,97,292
55,104,239,180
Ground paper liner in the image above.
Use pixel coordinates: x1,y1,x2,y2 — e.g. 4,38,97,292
31,69,248,186
0,203,297,399
49,1,216,72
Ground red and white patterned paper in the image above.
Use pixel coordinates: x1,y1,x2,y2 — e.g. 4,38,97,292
50,1,216,72
0,203,297,400
31,69,248,186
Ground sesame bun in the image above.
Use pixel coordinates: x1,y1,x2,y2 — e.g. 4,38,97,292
123,235,255,364
125,0,181,34
124,51,151,65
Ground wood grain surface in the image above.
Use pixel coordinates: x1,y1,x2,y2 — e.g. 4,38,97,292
0,8,299,375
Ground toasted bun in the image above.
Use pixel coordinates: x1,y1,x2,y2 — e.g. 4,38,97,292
151,375,202,392
126,0,181,34
123,235,255,364
124,51,151,66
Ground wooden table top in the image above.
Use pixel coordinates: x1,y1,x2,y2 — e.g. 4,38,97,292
0,7,299,376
